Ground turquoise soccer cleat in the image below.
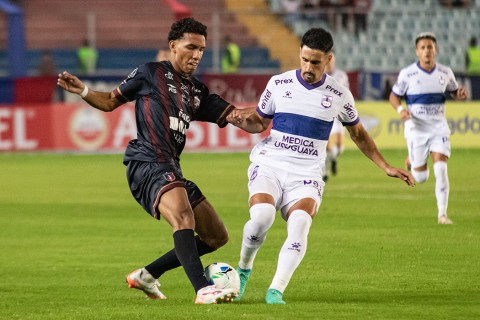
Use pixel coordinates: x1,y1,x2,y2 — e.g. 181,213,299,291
233,267,251,301
265,288,286,304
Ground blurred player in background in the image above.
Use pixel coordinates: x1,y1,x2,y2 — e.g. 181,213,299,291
221,35,241,73
323,53,349,181
77,38,98,75
227,27,415,304
389,32,468,225
57,18,245,304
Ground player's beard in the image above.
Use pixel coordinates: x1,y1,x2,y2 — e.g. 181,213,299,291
302,72,316,83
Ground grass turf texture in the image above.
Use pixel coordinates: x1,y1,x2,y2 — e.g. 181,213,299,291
1,150,479,319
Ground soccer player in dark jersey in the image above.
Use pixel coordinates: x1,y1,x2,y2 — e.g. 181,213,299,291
57,18,241,304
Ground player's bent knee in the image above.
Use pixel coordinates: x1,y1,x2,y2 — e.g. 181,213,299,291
216,229,229,248
250,203,276,230
412,168,429,183
243,203,276,247
288,210,313,228
433,161,447,178
201,227,229,249
209,234,229,249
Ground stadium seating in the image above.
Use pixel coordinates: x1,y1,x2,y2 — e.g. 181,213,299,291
0,0,280,76
282,0,479,72
0,47,279,76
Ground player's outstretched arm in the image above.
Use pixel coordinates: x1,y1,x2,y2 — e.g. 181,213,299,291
346,122,415,186
57,71,122,112
227,107,271,133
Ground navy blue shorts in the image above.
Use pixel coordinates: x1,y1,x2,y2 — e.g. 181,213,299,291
125,160,205,219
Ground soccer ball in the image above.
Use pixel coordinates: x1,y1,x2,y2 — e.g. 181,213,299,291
204,262,240,291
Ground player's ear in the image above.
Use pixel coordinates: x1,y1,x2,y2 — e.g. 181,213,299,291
169,40,176,53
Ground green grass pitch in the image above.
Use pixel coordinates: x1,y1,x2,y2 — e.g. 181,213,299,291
0,149,479,319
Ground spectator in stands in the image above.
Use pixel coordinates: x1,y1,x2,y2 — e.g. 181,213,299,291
466,36,480,75
77,38,98,75
221,35,241,73
302,0,325,23
37,49,57,76
281,0,302,28
352,0,370,35
439,0,469,8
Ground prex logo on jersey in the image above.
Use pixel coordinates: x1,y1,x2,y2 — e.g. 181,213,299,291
407,71,418,77
165,72,173,80
275,79,293,85
325,85,342,97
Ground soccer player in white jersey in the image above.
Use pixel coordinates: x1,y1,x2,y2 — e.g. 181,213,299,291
226,27,415,304
389,32,468,225
324,53,350,181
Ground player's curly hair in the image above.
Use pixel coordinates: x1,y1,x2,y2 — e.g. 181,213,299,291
301,28,333,53
168,17,208,42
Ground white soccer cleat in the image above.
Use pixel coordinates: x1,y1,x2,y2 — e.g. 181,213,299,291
194,285,236,304
438,215,453,225
126,268,167,300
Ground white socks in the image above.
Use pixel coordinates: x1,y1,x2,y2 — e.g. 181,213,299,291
412,162,449,217
433,161,449,217
269,210,312,293
238,203,276,270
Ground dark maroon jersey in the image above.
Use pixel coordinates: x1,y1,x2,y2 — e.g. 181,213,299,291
114,61,233,164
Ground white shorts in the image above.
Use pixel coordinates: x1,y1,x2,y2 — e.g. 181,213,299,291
330,118,344,135
247,162,324,220
407,130,451,168
403,119,413,140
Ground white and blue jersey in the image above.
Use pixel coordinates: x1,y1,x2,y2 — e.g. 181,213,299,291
391,62,459,134
251,69,359,176
328,68,350,135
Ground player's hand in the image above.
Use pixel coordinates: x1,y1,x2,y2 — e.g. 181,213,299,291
57,71,84,95
399,109,411,121
227,108,245,125
227,107,269,133
385,166,415,187
453,87,468,101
